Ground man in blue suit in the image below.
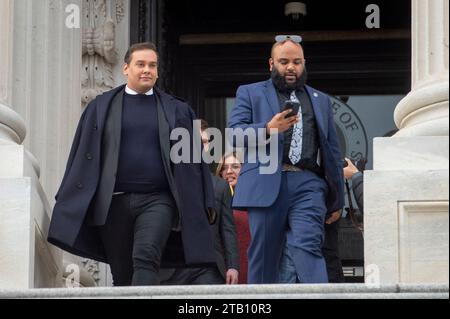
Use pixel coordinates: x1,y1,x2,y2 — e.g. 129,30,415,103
228,35,344,284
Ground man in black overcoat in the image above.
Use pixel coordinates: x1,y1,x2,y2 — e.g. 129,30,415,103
48,42,216,286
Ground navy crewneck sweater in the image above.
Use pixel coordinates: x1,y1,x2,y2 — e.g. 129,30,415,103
114,93,169,193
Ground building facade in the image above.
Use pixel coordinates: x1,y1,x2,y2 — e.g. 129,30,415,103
0,0,448,288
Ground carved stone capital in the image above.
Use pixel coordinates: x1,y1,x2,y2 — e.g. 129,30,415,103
81,0,125,106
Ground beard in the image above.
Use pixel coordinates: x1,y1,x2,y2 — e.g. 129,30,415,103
271,66,308,92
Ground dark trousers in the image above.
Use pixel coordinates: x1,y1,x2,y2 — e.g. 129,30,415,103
322,220,345,283
159,267,224,285
99,192,176,286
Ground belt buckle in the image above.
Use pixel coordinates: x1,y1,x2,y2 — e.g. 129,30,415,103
282,164,302,172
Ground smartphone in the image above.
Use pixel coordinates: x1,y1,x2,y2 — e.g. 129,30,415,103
283,100,300,118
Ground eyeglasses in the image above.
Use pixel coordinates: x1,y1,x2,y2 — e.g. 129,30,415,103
221,164,241,172
275,35,303,43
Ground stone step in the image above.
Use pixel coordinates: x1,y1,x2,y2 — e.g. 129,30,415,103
0,284,448,299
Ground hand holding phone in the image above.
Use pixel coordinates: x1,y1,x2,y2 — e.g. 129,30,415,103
266,101,300,135
283,100,300,118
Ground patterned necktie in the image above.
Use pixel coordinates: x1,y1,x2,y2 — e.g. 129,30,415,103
288,91,303,165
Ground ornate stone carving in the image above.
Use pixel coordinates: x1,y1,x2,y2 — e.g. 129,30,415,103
81,258,101,284
116,0,126,24
80,0,126,285
81,0,125,106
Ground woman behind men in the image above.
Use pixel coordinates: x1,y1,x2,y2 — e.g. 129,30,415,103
216,152,250,284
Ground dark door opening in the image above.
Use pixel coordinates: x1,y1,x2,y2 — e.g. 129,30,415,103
131,0,411,283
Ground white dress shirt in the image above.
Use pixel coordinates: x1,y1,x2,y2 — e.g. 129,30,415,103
125,86,154,96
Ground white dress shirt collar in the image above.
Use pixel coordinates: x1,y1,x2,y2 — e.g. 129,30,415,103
125,86,154,96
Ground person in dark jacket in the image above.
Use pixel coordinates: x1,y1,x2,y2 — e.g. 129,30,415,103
159,119,240,285
159,175,240,285
47,42,216,286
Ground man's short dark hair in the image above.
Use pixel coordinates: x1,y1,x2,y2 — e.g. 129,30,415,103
200,119,209,131
124,42,158,64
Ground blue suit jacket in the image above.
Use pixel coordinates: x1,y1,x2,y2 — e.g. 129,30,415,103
228,79,344,214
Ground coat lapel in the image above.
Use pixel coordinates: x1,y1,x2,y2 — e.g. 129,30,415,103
156,92,174,179
155,88,176,129
155,90,182,227
96,85,126,135
110,90,124,152
88,87,123,226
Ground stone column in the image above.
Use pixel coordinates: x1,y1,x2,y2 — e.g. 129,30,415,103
364,0,449,285
394,0,449,137
0,0,62,288
10,0,83,205
0,0,27,147
1,0,127,288
0,0,12,109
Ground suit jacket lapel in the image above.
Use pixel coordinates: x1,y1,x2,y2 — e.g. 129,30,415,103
263,79,281,117
263,79,286,144
305,85,327,138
